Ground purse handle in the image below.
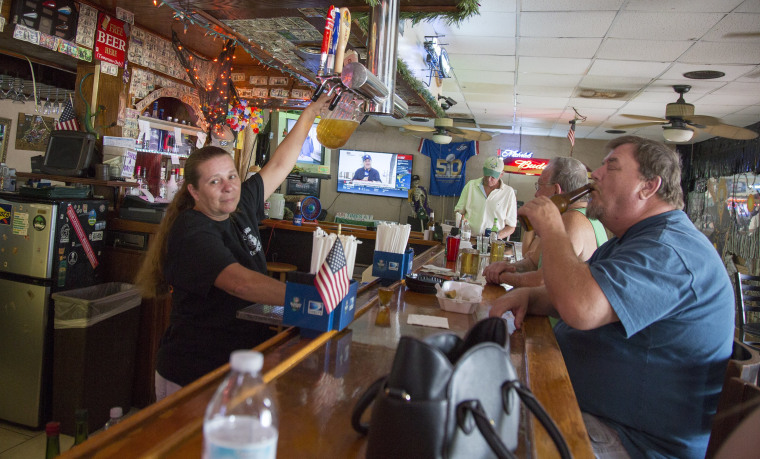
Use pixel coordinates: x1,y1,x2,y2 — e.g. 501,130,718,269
351,376,386,435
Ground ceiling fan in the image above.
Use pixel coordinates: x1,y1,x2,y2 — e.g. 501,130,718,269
614,85,758,143
401,118,493,144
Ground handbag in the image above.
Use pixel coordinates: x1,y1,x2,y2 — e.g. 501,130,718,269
351,317,572,459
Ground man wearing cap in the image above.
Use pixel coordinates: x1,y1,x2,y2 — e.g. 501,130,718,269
352,154,381,182
454,156,517,239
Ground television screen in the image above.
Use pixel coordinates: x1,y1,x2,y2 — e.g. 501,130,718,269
42,131,100,177
286,117,323,165
336,149,414,199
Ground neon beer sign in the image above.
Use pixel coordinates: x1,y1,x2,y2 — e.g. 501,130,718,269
503,158,550,175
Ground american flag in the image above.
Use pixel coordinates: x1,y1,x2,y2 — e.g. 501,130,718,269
55,96,80,131
315,238,350,314
567,121,576,147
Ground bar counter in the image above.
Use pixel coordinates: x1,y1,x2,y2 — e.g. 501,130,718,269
60,245,592,458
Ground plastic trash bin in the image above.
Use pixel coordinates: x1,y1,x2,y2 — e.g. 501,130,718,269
51,283,141,436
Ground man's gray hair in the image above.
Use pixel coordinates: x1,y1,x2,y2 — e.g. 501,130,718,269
547,157,589,194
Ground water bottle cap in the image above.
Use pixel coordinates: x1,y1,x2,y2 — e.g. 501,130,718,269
230,350,264,374
110,407,123,418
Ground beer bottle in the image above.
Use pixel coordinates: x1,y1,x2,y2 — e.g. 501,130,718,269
293,202,303,226
45,422,60,458
519,183,594,232
73,409,88,445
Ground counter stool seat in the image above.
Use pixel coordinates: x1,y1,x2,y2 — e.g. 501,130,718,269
267,262,297,282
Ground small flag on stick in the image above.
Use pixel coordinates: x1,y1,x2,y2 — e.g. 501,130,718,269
567,121,576,147
55,95,80,131
315,237,350,313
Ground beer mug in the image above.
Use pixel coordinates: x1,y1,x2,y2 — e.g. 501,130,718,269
457,248,479,279
317,95,362,149
490,240,506,263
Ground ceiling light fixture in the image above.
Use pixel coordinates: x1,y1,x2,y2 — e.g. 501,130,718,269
432,133,452,144
662,125,694,143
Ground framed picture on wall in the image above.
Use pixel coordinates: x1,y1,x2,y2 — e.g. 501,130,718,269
0,117,11,163
15,114,53,152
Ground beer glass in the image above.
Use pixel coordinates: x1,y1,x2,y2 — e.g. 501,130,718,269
457,248,479,279
317,95,362,149
490,240,506,263
375,287,393,327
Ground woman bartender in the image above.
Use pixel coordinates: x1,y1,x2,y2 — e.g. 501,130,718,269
136,95,327,400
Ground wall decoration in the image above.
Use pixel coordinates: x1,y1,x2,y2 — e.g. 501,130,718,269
0,117,11,163
231,73,245,82
76,3,97,48
249,76,267,85
269,76,289,86
94,13,127,67
12,0,78,41
15,114,53,152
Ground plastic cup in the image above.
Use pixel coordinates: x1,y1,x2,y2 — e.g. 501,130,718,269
490,240,506,263
457,248,479,278
446,236,461,262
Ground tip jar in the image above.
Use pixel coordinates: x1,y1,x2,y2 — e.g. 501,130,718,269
317,95,363,149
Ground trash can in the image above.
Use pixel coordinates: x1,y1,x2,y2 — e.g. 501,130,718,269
51,283,141,436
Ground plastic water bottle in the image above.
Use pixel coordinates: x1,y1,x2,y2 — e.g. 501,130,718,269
203,350,278,459
104,406,123,430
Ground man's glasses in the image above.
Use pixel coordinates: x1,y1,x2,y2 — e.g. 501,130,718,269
534,181,554,190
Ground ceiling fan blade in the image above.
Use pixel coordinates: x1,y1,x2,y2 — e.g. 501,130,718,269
701,124,759,140
401,129,435,140
457,129,493,142
402,125,435,133
621,114,669,123
684,115,722,126
613,122,669,129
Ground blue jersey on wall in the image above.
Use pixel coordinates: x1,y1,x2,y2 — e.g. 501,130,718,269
419,139,478,196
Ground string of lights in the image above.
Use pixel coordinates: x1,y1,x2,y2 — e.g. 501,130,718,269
154,0,314,85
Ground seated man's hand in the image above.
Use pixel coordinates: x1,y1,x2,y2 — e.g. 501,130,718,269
489,288,530,329
483,261,516,284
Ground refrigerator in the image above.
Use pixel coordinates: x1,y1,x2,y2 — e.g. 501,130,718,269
0,192,107,428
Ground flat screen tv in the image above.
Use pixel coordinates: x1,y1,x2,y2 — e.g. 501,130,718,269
42,131,100,177
275,111,331,177
336,149,414,199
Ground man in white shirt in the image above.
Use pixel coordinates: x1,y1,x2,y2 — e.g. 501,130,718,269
454,156,517,239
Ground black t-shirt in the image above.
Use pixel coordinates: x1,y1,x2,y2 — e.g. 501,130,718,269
156,173,276,386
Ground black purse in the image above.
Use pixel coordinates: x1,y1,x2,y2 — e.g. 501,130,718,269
351,317,572,459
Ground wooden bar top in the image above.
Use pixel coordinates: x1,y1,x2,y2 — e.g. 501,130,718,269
261,219,440,247
61,247,592,458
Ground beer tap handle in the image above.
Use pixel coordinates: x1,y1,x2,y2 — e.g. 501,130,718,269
334,8,351,74
328,90,344,111
311,81,326,101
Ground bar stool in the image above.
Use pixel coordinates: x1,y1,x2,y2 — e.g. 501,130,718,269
267,262,297,282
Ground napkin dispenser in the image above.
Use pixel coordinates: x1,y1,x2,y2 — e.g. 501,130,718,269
283,273,358,334
372,248,414,280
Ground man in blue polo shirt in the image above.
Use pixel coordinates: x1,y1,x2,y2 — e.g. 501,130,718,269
352,154,381,182
490,136,734,458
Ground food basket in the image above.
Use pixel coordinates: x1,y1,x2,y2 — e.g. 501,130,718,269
435,281,483,314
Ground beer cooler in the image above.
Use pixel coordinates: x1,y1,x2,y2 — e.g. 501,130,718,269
0,192,107,428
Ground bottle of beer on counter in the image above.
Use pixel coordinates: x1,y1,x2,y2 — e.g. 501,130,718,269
293,201,303,226
73,409,88,446
519,183,594,232
45,421,61,458
489,218,499,243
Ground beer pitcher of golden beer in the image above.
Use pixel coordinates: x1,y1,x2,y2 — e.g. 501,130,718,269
317,95,362,149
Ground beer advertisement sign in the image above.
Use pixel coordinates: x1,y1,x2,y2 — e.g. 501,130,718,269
94,13,127,66
503,157,550,176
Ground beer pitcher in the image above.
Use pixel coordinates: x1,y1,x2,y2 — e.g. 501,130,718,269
317,94,363,149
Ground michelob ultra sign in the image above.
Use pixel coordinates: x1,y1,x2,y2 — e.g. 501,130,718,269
503,157,549,175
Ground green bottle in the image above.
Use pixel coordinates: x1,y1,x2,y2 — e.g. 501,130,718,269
73,409,88,446
490,218,499,242
45,422,60,458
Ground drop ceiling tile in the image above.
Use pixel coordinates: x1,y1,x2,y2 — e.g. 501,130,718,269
679,42,760,65
459,82,514,95
518,38,601,58
516,85,575,97
452,12,517,37
696,93,760,106
617,101,669,116
520,12,617,37
659,63,758,81
464,92,514,104
643,80,727,94
720,114,760,127
588,60,671,78
735,105,760,116
579,75,652,90
518,57,592,74
708,81,760,96
596,38,693,62
445,36,516,55
702,13,760,42
516,95,570,109
608,12,723,40
455,69,514,85
568,98,627,109
522,0,625,11
737,0,760,13
563,107,620,120
624,0,743,13
449,54,515,72
737,66,760,82
517,127,553,136
517,73,583,86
